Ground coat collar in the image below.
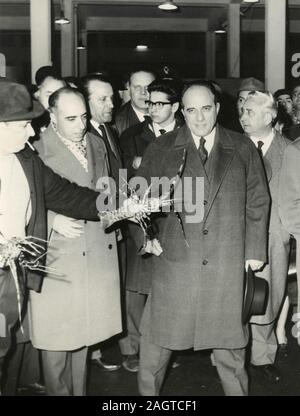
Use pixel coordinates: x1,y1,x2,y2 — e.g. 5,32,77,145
203,126,235,222
173,124,235,223
263,130,287,182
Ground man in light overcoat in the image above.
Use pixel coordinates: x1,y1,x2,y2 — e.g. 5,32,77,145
240,91,290,382
30,87,122,395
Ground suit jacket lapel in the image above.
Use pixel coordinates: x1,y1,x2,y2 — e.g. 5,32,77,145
174,125,210,203
43,126,86,176
263,131,285,182
87,132,108,187
204,126,235,222
142,122,156,143
128,104,140,126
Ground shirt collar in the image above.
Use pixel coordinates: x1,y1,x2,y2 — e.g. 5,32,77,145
152,120,176,137
91,118,103,133
191,127,216,155
131,104,148,122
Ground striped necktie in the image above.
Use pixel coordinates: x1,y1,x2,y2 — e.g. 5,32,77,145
257,140,264,158
198,137,208,165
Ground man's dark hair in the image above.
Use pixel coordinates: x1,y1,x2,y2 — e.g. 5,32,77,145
48,86,84,110
80,73,113,101
64,76,80,89
274,88,291,101
35,65,62,87
147,78,182,104
181,80,222,106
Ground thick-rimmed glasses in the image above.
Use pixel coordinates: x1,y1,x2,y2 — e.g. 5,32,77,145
146,100,172,109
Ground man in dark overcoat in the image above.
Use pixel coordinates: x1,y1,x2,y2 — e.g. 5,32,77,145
136,81,270,396
119,78,183,372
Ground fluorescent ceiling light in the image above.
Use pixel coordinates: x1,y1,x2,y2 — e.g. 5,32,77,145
136,45,148,51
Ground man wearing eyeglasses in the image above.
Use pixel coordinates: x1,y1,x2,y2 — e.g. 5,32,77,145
118,78,183,372
120,78,183,178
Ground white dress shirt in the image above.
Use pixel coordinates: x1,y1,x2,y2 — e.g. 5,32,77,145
250,129,274,156
191,127,216,156
131,105,148,122
0,154,31,239
152,120,176,138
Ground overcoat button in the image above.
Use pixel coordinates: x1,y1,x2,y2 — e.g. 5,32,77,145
108,244,113,250
203,200,208,205
202,259,208,265
203,229,208,235
83,252,86,256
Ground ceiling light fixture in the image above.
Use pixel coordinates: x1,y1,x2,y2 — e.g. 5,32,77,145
214,28,226,34
136,45,149,51
158,1,178,11
55,0,70,25
77,40,86,50
214,21,227,34
243,0,259,3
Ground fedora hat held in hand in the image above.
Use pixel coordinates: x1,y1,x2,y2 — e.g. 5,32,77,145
242,265,269,325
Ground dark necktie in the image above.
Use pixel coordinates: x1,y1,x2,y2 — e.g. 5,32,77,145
159,129,166,135
198,137,208,165
257,140,264,158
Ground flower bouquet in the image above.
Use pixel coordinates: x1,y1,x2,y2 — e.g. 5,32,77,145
0,233,59,332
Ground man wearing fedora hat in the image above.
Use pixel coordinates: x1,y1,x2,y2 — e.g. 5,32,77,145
240,91,290,383
0,79,105,392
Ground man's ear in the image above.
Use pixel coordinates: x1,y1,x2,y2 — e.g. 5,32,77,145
50,111,56,125
33,90,39,100
264,111,272,126
172,102,179,114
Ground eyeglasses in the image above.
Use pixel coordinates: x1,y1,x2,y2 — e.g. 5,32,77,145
145,100,172,109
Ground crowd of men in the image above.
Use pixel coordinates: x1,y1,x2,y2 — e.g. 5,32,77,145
0,65,300,396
